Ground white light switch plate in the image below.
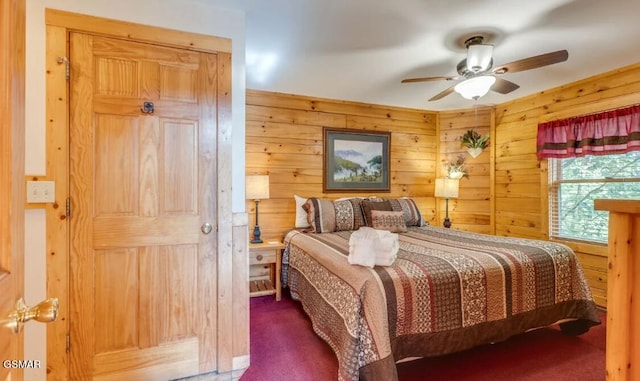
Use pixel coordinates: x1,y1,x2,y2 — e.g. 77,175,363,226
27,181,56,203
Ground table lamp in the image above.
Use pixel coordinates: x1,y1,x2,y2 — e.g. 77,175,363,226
246,175,270,243
434,178,459,228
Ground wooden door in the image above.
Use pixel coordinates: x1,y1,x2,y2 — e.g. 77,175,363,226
0,0,25,379
69,32,218,380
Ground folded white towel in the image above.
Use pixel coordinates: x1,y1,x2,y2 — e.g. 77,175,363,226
348,227,378,268
375,230,399,266
348,227,399,267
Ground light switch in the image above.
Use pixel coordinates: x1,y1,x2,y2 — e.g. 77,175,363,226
27,181,56,203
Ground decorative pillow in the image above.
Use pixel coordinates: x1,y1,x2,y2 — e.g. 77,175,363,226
386,197,425,226
360,200,392,227
303,197,336,233
334,198,367,231
349,198,368,229
294,195,310,228
370,210,407,233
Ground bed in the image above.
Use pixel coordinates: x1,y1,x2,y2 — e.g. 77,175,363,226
283,197,601,381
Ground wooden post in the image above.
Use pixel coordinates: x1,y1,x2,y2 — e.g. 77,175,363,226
594,199,640,381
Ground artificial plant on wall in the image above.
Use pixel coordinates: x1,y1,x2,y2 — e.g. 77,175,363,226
445,154,468,179
460,129,490,158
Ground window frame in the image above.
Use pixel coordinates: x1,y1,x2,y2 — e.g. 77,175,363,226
548,154,640,245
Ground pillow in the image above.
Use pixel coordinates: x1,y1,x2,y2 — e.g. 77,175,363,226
303,197,336,233
334,198,366,231
386,197,425,226
294,195,310,228
360,200,392,227
370,210,407,233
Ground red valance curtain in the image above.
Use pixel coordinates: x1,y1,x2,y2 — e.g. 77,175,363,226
536,104,640,159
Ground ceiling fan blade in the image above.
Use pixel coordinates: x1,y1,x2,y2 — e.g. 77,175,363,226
401,76,458,84
492,50,568,75
491,77,520,94
428,85,456,101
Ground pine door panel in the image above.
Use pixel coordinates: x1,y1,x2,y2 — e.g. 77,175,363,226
94,248,139,353
69,32,218,380
94,114,139,216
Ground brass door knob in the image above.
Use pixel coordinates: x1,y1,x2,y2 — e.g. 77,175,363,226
4,297,59,334
201,223,213,234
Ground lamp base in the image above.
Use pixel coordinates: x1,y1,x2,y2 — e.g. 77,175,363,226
443,197,452,228
251,225,263,244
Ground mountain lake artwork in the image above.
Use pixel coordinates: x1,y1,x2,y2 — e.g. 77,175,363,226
323,128,390,192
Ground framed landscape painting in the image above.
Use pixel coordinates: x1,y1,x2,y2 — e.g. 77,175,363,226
323,128,391,193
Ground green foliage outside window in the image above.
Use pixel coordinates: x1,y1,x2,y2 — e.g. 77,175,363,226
553,151,640,243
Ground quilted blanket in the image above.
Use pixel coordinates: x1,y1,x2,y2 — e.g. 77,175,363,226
283,226,601,381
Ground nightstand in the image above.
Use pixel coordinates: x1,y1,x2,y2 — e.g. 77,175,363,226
248,241,285,301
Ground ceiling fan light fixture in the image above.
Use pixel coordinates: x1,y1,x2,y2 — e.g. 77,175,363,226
466,44,493,72
454,75,496,100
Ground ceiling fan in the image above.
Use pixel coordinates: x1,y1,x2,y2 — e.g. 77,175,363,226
401,35,569,101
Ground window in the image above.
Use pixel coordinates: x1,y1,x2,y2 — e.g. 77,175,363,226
549,151,640,243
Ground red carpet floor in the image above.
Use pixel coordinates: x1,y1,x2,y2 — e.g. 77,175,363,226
240,291,605,381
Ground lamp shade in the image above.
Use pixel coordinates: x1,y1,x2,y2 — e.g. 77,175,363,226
466,44,493,72
454,75,496,100
434,178,459,199
246,175,270,200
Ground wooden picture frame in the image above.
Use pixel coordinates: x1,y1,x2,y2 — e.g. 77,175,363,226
323,128,391,193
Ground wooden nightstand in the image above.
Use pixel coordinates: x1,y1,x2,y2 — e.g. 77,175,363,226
248,241,285,301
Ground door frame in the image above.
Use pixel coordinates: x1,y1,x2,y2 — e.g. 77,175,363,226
1,0,25,379
44,9,241,380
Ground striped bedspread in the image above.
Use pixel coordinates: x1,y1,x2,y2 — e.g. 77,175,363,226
283,226,601,381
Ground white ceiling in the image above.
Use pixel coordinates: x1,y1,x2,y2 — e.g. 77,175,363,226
204,0,640,111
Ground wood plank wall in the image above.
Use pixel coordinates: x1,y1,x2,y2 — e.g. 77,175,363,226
494,61,640,307
245,90,438,241
438,107,494,234
245,61,640,307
